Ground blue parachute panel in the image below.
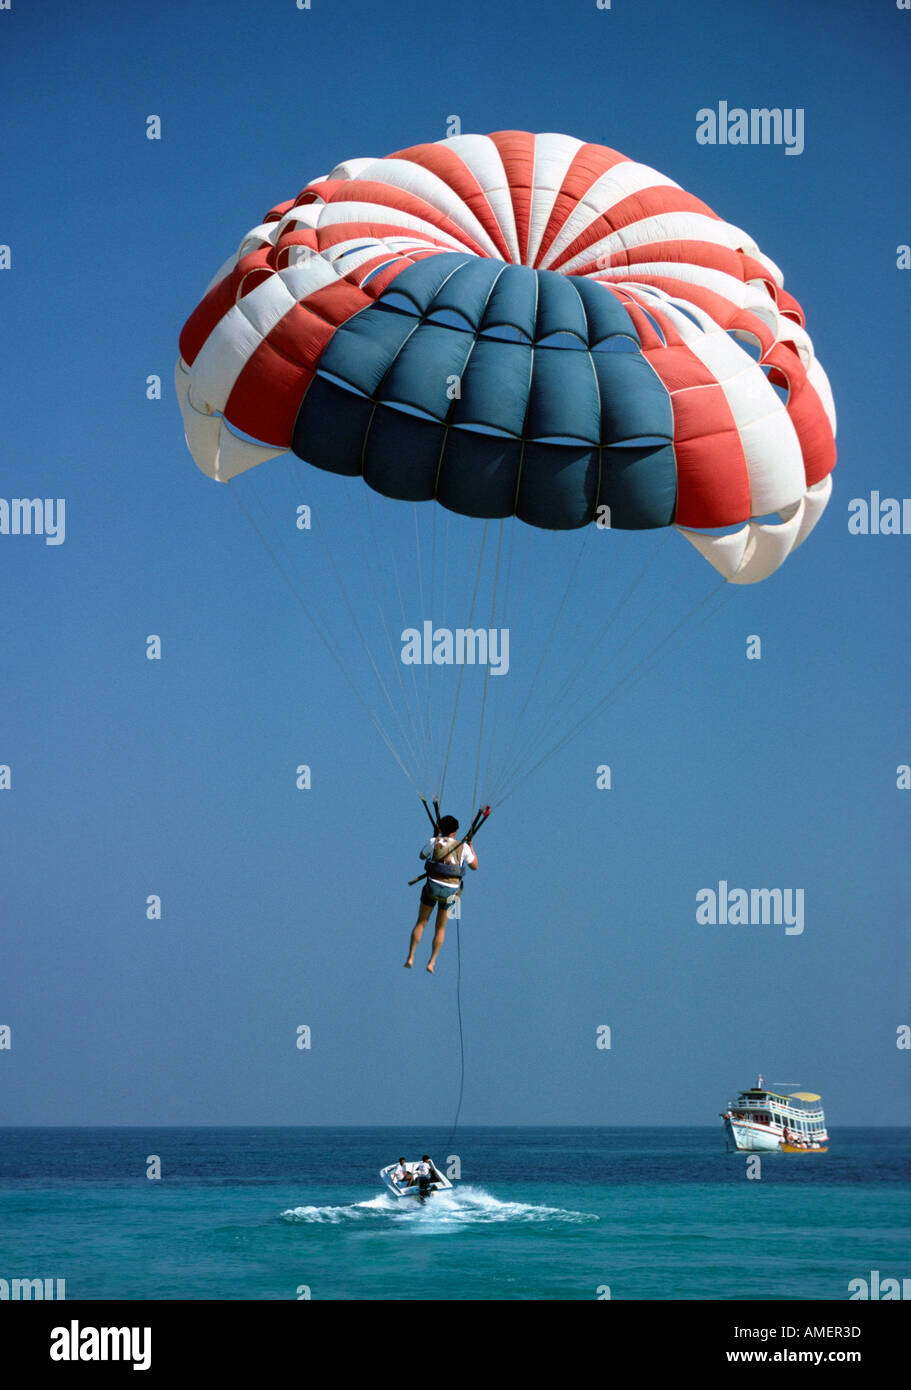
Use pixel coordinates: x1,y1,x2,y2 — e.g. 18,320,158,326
291,254,676,529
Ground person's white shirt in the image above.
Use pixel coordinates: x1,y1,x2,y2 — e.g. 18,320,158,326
392,1163,407,1183
416,1161,431,1178
421,836,477,887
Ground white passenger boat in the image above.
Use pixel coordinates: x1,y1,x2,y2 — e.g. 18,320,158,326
380,1158,453,1199
721,1076,829,1152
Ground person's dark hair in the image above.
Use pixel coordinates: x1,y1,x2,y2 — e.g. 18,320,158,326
438,815,458,835
421,1154,430,1162
398,1157,406,1164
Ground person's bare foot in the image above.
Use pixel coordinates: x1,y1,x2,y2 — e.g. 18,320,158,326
426,962,435,973
404,960,413,968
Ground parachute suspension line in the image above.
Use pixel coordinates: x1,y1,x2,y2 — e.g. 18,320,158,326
373,492,435,795
439,518,485,792
377,491,435,793
493,545,667,797
561,529,673,694
567,558,684,719
480,515,528,797
328,480,422,778
510,534,678,765
435,506,451,804
531,522,632,707
489,529,671,802
284,463,420,774
336,478,430,788
495,574,727,805
357,485,433,793
472,520,504,809
438,519,490,805
291,463,427,786
413,500,441,799
229,484,421,793
628,578,735,684
439,507,487,799
489,523,596,799
496,577,730,806
423,503,438,800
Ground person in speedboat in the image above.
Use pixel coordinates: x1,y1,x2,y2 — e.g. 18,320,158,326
413,1155,441,1201
392,1158,409,1190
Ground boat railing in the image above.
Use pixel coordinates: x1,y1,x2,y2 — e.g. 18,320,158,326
732,1095,824,1119
728,1102,826,1125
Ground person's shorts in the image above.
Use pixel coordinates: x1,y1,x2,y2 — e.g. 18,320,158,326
420,878,459,908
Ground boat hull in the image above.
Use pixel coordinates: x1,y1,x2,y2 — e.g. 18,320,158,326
724,1117,783,1151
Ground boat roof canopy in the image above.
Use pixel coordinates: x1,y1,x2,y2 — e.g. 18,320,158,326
740,1087,821,1105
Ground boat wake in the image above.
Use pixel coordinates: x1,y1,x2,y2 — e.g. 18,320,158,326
280,1185,598,1228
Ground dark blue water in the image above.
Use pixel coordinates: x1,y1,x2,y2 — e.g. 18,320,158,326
0,1128,906,1300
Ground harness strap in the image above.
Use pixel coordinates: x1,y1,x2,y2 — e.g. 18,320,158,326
425,858,464,882
406,807,490,887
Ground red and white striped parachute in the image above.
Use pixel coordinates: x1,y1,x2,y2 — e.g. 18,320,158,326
178,131,835,584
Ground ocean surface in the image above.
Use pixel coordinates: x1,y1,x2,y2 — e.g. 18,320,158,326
0,1128,907,1301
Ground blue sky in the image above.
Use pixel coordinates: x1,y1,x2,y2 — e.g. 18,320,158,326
1,0,908,1127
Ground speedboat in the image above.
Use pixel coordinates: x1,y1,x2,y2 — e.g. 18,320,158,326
380,1158,453,1199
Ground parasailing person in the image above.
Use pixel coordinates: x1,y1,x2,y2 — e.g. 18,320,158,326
405,814,478,974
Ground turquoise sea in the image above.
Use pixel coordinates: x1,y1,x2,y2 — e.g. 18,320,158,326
0,1128,907,1301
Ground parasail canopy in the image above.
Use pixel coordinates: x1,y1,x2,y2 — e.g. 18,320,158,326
177,130,835,585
